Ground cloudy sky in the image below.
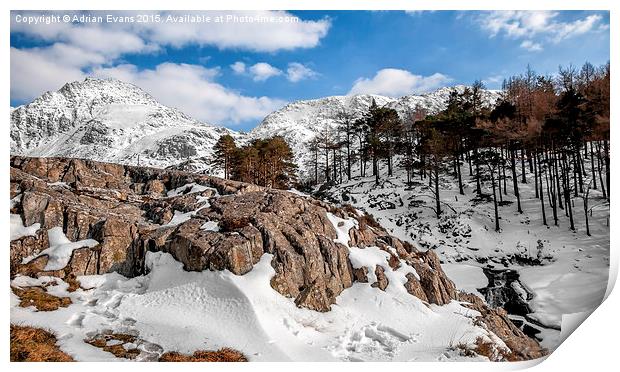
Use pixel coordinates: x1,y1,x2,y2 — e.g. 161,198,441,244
10,10,610,130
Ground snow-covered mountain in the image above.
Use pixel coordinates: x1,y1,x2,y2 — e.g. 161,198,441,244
10,79,501,176
248,86,502,175
10,78,237,171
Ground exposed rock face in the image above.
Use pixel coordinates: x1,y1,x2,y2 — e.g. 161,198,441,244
371,265,389,291
458,292,548,361
10,156,546,360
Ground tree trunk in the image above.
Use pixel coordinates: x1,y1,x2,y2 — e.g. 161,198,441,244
604,139,610,199
537,151,547,226
576,146,584,193
474,149,481,195
590,141,597,189
510,146,523,213
456,154,464,195
545,148,558,225
573,153,579,198
553,142,564,210
563,152,575,230
374,154,379,184
521,147,527,183
501,146,507,196
533,148,539,198
346,134,351,180
584,186,591,236
434,164,441,218
596,141,607,198
490,167,500,232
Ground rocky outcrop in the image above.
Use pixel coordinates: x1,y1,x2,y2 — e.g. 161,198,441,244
10,156,460,309
458,292,548,361
10,156,546,360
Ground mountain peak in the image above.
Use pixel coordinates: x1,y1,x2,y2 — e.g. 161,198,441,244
51,77,159,107
10,77,232,171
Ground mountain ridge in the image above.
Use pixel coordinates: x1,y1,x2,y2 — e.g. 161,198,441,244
10,78,502,175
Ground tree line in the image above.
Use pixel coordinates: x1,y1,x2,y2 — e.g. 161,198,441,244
212,135,297,189
305,62,610,235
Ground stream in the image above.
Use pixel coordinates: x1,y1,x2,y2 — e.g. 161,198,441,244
477,268,556,342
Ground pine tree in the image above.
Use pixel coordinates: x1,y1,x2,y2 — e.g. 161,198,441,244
212,134,237,179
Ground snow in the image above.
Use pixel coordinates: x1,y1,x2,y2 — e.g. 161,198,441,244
11,251,492,361
160,186,214,228
325,212,358,247
11,78,499,177
320,152,609,351
10,214,40,241
10,78,238,173
200,221,220,232
23,227,99,271
287,188,310,197
94,104,157,130
442,264,488,299
349,246,420,284
166,183,212,197
249,86,501,177
162,210,194,227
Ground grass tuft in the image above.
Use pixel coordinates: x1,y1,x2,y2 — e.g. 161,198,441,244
10,324,74,362
12,286,72,311
159,348,248,362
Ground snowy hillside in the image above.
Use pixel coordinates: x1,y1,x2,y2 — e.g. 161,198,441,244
317,155,610,350
249,86,502,175
10,78,237,171
10,156,546,362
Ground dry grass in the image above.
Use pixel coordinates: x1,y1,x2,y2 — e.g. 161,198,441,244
84,333,141,360
159,348,248,362
10,324,74,362
12,286,72,311
64,273,81,292
473,337,497,360
469,336,518,362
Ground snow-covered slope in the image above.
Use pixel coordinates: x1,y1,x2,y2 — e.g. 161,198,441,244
249,86,502,176
10,78,237,170
317,154,610,350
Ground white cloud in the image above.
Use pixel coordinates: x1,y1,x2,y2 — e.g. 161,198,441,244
248,63,282,82
10,47,85,101
230,61,246,75
12,10,330,53
476,11,606,50
11,14,157,58
10,44,285,125
93,63,285,124
286,62,318,82
348,68,451,97
141,11,331,52
10,10,319,125
552,14,603,42
520,40,543,52
482,74,504,86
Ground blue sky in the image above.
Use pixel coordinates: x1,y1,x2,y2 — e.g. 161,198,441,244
10,10,610,131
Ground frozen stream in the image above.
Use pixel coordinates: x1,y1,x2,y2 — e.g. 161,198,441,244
477,268,559,342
